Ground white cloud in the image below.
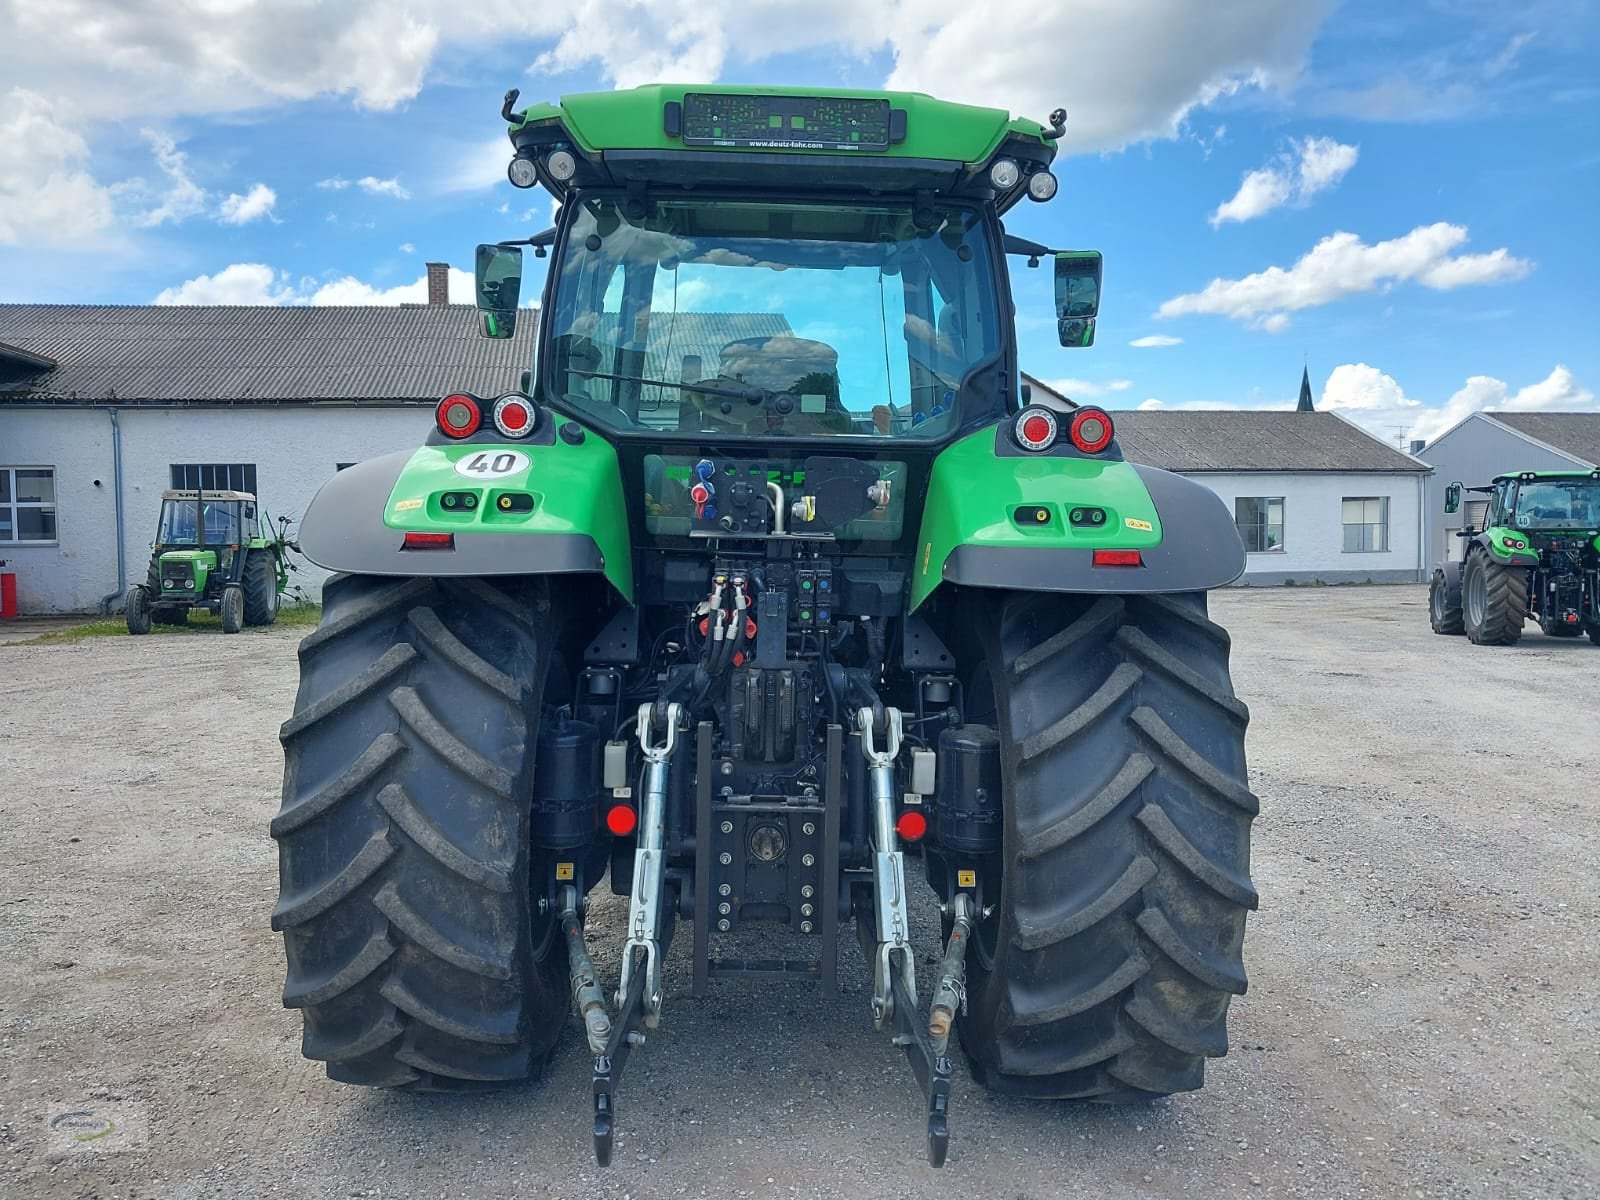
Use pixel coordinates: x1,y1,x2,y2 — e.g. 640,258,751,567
1129,334,1183,348
1211,135,1358,226
0,88,114,245
308,266,475,305
1043,377,1134,398
154,263,297,305
398,242,415,254
1411,366,1595,445
356,175,409,199
1138,398,1164,410
320,175,409,198
883,0,1329,153
218,182,277,224
137,130,208,227
1317,362,1595,445
1158,222,1533,330
152,262,480,307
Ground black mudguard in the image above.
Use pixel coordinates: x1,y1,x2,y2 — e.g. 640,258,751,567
297,450,606,578
941,464,1246,595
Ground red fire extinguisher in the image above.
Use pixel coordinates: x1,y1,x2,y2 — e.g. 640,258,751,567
0,560,16,619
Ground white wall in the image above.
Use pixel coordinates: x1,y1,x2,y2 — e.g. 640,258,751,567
0,408,118,613
1,404,434,613
1183,471,1427,584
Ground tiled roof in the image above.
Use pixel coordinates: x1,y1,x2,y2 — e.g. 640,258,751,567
1109,409,1429,473
1486,411,1600,468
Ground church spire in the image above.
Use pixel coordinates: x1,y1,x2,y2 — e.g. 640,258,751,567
1297,364,1315,413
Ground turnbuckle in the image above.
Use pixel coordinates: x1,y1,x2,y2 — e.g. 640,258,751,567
589,702,683,1168
858,706,914,1029
618,701,681,1025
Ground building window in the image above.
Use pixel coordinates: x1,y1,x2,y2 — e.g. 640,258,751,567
1234,496,1285,552
1342,496,1389,552
0,467,57,543
171,463,257,493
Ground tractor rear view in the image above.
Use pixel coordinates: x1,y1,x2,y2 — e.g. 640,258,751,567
270,85,1258,1166
1430,472,1600,644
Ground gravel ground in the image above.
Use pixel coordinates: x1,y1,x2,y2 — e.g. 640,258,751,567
2,585,1597,1199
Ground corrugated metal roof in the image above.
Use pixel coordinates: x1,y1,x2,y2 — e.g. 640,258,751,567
0,303,797,406
1110,409,1429,473
0,304,536,404
1486,411,1600,468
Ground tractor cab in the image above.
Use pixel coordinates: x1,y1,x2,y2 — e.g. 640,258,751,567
126,489,290,635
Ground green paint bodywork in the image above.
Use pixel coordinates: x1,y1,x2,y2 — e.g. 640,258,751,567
157,549,217,596
382,418,634,600
511,84,1051,165
1480,526,1542,567
910,427,1162,610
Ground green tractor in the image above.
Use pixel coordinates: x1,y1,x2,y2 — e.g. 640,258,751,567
1430,471,1600,645
125,489,290,635
272,85,1257,1166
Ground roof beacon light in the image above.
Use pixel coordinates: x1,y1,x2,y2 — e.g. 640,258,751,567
988,158,1021,190
492,394,538,439
436,393,482,439
546,149,578,182
1069,406,1115,454
1013,405,1059,452
1027,170,1059,202
507,156,539,189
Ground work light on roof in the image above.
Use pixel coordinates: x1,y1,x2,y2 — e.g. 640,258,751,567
507,156,539,189
546,149,578,182
1027,170,1058,202
988,158,1021,190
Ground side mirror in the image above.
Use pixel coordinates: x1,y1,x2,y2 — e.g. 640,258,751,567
1055,250,1102,348
475,244,524,339
1444,482,1461,514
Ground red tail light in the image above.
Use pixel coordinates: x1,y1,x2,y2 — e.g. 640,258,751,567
492,394,538,438
436,393,481,439
1069,407,1115,454
1013,406,1058,451
605,804,638,836
1092,549,1143,567
402,532,455,551
895,810,928,842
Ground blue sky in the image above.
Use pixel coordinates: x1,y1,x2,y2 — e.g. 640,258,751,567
1,0,1596,444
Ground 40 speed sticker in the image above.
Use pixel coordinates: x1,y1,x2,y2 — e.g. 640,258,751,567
453,449,531,480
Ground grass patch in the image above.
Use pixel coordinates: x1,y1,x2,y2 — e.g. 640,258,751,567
17,604,321,646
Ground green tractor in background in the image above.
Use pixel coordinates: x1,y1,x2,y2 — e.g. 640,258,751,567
125,489,291,635
272,84,1257,1167
1430,471,1600,645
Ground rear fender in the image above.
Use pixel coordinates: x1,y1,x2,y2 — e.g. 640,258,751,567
911,426,1244,610
297,417,633,600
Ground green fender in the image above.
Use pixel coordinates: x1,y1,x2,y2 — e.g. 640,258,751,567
911,426,1246,610
298,415,633,601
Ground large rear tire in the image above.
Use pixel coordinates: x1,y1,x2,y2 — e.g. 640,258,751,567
1428,568,1464,635
271,574,571,1089
959,591,1257,1100
1463,549,1526,645
244,549,281,626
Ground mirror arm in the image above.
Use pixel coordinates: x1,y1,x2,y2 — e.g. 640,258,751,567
1003,233,1054,260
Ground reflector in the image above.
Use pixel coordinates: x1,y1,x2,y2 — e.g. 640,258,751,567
1092,549,1142,567
606,805,638,836
895,810,928,842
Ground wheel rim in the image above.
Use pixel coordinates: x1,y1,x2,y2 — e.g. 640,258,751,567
1465,561,1486,628
1430,579,1444,621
